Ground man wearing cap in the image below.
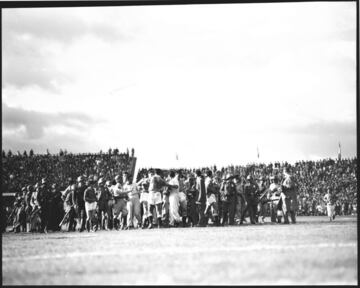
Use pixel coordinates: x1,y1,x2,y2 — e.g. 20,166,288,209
84,178,98,232
74,176,87,232
123,172,141,229
219,173,237,226
240,175,258,224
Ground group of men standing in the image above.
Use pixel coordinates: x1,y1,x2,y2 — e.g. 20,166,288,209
7,166,300,233
8,179,63,233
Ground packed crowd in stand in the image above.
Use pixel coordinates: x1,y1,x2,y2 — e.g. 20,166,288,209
2,148,135,193
2,150,357,233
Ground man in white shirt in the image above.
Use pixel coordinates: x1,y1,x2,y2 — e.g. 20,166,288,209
112,175,128,230
168,170,182,227
137,174,150,228
123,172,141,229
323,189,336,221
269,176,282,223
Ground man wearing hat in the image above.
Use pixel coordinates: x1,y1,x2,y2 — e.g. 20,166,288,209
219,173,237,226
240,175,258,224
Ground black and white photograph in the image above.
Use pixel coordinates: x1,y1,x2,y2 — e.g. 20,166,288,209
1,0,358,285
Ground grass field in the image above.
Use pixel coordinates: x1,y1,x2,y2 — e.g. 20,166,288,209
2,216,357,285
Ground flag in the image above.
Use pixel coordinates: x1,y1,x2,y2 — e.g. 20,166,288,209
176,153,179,161
338,142,341,161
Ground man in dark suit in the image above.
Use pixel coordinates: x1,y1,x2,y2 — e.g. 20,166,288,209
74,176,87,232
37,178,51,233
195,169,207,227
220,174,237,226
240,175,258,224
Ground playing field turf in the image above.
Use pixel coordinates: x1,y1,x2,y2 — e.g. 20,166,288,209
2,216,357,285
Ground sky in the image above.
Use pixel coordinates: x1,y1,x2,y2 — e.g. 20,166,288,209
2,2,357,169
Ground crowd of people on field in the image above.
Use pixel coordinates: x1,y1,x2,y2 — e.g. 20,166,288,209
137,157,357,217
3,155,357,233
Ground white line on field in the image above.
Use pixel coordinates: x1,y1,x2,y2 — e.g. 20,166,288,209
2,242,356,262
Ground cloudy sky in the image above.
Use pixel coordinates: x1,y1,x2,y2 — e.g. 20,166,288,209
2,2,357,168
